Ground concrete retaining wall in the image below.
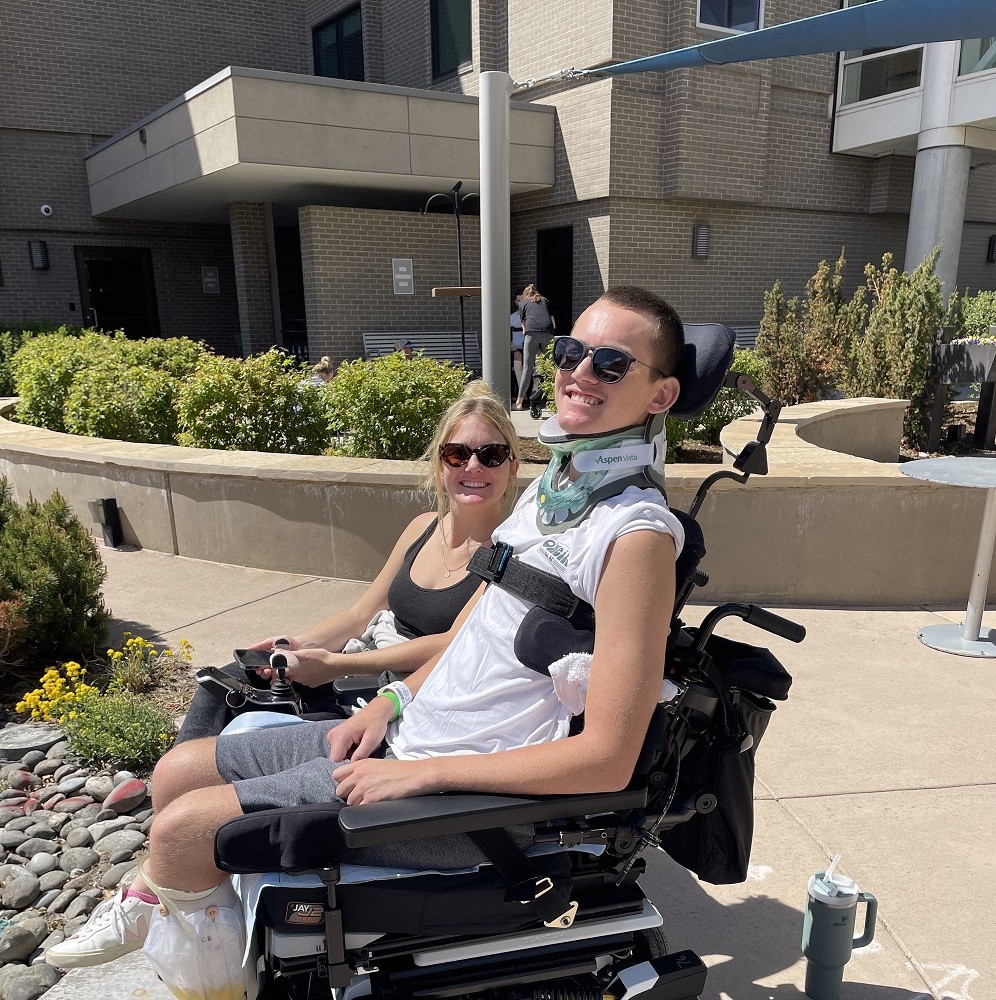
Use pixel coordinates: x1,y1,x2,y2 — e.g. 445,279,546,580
1,397,990,607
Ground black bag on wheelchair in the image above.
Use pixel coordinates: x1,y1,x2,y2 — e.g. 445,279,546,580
660,633,791,884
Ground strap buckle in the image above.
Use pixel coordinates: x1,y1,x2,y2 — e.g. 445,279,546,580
520,877,579,928
487,542,513,582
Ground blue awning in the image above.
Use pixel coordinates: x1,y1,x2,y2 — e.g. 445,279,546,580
591,0,996,76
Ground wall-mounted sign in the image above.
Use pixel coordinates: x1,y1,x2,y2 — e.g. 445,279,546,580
392,258,414,295
201,266,220,294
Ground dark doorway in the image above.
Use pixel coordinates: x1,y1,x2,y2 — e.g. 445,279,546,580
75,246,160,337
536,226,573,332
273,226,309,362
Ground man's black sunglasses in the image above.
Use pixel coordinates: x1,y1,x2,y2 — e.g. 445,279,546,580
439,443,511,468
552,336,667,383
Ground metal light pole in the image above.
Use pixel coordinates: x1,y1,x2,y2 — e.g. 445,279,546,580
423,181,478,369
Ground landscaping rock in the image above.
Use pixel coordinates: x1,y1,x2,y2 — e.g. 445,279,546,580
112,770,137,785
45,889,76,915
0,725,64,763
40,813,68,833
25,854,57,878
0,962,24,997
15,840,57,860
103,778,148,814
52,795,94,814
22,824,56,841
101,861,137,889
58,847,99,874
7,772,40,793
84,775,115,802
18,752,46,772
34,889,60,910
1,872,40,910
87,816,133,842
46,740,72,758
52,764,81,783
93,829,146,858
61,914,89,936
62,891,100,920
31,788,61,805
0,915,47,962
63,827,93,849
2,961,61,1000
37,870,69,892
0,807,21,826
31,759,62,779
0,831,29,851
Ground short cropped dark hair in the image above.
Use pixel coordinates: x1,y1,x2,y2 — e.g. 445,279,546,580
598,286,684,378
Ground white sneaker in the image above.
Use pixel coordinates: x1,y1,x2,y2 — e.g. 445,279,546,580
46,888,155,968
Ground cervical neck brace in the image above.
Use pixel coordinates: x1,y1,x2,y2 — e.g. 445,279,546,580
535,412,668,533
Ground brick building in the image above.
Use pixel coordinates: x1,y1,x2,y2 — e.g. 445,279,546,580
2,1,994,363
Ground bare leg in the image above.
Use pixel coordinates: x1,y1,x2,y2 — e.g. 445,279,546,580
145,784,244,893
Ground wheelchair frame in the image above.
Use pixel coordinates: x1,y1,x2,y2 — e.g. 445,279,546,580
213,330,804,1000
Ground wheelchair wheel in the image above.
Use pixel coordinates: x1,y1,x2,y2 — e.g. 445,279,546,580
633,925,668,961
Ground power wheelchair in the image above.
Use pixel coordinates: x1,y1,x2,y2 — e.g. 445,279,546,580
211,322,805,1000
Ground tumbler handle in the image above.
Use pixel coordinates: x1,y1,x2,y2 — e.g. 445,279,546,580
853,892,877,949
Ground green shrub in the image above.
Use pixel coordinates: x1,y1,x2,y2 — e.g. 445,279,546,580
128,336,212,378
956,290,996,340
0,479,108,672
10,330,121,431
0,324,78,397
755,252,865,406
59,690,174,770
326,352,469,460
837,248,947,446
64,359,179,444
177,349,331,454
688,348,771,445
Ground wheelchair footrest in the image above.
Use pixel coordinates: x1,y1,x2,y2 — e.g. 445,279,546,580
609,950,707,1000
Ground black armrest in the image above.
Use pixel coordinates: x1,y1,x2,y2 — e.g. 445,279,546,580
338,789,648,848
215,788,647,873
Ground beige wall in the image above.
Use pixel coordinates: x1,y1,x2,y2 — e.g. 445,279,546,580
4,398,995,608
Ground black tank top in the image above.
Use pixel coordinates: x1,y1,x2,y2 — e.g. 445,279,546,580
387,518,485,640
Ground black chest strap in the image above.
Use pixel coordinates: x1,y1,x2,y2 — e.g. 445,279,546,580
468,543,591,621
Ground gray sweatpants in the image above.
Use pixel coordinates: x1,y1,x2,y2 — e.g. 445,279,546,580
215,719,532,868
519,332,552,401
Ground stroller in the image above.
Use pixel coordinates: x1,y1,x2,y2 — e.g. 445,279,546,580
212,322,803,1000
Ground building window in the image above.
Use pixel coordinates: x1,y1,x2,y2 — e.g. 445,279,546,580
313,5,364,81
839,45,922,105
960,37,996,76
697,0,761,33
431,0,472,79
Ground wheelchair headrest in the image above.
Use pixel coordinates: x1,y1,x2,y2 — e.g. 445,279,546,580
670,323,736,421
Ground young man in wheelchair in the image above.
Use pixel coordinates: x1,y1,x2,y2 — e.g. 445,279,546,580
47,285,688,969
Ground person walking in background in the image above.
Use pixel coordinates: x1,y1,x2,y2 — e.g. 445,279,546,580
509,289,524,398
515,284,555,417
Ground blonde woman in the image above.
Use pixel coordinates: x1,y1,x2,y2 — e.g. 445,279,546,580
175,382,521,741
311,356,336,383
515,284,556,414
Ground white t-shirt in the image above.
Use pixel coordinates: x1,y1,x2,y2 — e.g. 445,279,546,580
388,480,684,761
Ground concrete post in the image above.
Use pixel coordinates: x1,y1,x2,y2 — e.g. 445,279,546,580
480,71,513,407
229,202,276,356
904,42,971,298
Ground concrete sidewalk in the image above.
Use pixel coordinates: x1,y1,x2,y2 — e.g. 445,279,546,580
46,546,994,1000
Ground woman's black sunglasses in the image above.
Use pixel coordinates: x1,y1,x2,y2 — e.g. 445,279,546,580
439,443,511,468
552,336,666,384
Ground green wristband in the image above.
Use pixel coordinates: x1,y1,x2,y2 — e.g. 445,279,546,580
378,689,402,721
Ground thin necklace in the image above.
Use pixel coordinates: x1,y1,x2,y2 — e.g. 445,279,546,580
439,521,474,578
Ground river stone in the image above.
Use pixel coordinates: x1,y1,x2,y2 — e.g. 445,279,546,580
22,824,55,840
83,775,115,802
14,839,55,860
25,853,57,877
59,847,99,874
46,740,72,758
52,764,81,783
0,962,23,997
112,770,136,785
102,778,148,814
31,788,61,804
37,869,69,892
93,829,146,857
1,872,40,910
41,812,68,832
0,793,27,805
63,827,93,849
133,806,154,822
72,804,103,825
87,816,133,842
0,915,48,962
21,800,41,817
45,888,76,915
61,914,89,936
7,771,40,793
55,776,87,796
31,758,63,778
52,795,95,814
18,752,46,772
100,861,138,889
139,814,154,834
38,928,64,951
62,891,100,920
2,961,61,1000
0,830,28,850
34,888,60,910
0,807,21,826
0,725,64,762
5,816,35,831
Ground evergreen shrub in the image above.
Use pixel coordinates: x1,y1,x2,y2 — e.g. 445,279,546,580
0,479,108,673
177,349,331,454
687,348,771,446
325,352,469,460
